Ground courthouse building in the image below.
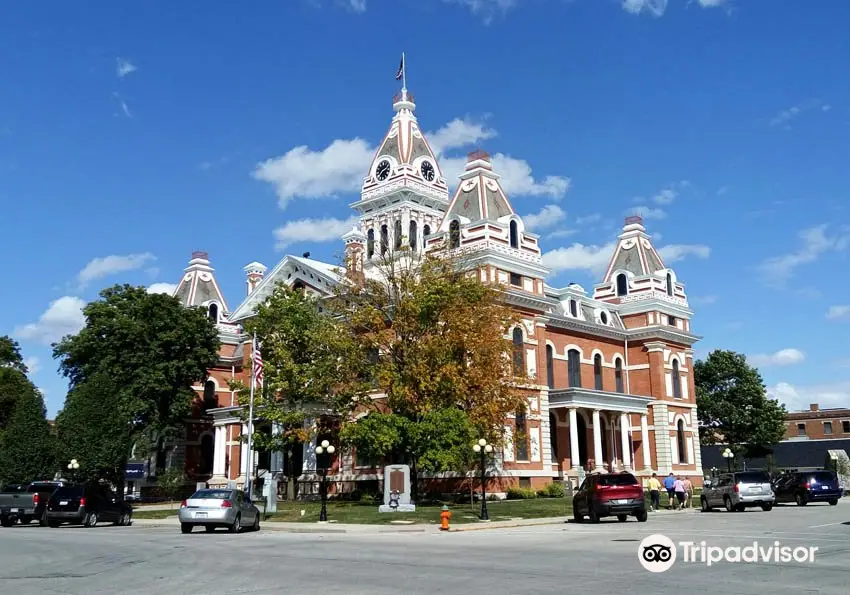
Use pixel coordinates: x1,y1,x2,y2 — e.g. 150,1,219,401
170,88,705,494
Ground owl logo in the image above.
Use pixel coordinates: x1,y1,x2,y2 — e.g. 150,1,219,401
638,534,677,572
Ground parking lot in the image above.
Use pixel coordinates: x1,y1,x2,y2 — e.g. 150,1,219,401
0,502,848,594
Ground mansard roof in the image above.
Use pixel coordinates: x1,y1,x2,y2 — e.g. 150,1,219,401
440,150,517,226
173,251,229,311
602,216,667,282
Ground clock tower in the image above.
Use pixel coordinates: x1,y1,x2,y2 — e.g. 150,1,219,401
350,89,449,267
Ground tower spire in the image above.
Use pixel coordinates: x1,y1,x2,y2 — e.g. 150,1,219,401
395,53,408,102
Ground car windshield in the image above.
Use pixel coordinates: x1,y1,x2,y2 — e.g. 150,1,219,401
191,490,232,500
598,474,638,486
810,472,836,483
736,472,770,484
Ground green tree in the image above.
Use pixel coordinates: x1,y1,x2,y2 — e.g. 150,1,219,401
157,467,186,507
695,349,787,449
0,389,56,485
55,373,134,487
1,338,39,435
53,284,220,472
0,335,28,374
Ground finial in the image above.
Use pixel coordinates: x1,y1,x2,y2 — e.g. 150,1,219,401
624,215,643,226
467,149,490,163
191,250,209,260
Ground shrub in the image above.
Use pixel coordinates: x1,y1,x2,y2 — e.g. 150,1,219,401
506,487,538,500
544,482,566,498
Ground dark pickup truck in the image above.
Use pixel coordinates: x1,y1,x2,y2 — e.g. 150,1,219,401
0,481,66,526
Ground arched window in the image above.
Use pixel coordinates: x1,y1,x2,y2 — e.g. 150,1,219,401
509,220,519,248
549,411,558,463
594,354,603,390
569,299,578,317
367,229,375,258
292,280,305,292
394,219,403,250
546,344,554,388
567,349,581,388
409,220,417,250
203,380,216,408
676,419,687,464
666,272,674,296
380,224,389,255
423,224,431,238
515,408,529,461
616,273,628,297
614,358,624,393
512,327,524,376
672,359,682,399
208,303,218,322
449,220,461,249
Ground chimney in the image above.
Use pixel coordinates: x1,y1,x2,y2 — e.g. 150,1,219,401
342,227,367,285
810,403,819,412
243,261,267,296
302,251,311,259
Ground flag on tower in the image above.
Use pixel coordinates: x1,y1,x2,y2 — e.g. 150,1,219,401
395,54,404,81
252,336,264,387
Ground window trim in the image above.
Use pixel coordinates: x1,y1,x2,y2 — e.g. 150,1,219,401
671,359,682,399
616,273,629,297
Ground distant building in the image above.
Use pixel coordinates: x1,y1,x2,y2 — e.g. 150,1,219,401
784,403,850,441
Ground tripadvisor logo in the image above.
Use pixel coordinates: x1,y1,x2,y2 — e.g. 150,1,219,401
638,534,818,572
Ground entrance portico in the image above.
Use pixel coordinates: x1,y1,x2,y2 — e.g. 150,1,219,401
548,387,654,475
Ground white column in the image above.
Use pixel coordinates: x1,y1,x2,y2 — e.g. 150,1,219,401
620,413,632,471
213,426,225,476
592,409,604,471
569,408,580,470
641,414,652,470
302,419,317,474
240,424,249,476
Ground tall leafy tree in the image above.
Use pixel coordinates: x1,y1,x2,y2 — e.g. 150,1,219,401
55,373,134,487
53,284,220,471
0,388,56,486
0,336,28,374
1,336,36,434
695,349,787,450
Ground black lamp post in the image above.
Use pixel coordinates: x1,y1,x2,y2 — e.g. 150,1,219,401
722,448,734,473
315,440,335,522
473,439,493,521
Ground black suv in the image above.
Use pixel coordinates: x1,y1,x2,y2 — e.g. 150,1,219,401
773,470,842,506
45,484,133,527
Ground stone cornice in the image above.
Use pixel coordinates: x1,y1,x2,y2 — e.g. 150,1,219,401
548,387,654,414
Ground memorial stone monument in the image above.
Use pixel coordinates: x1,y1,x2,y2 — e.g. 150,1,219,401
378,464,416,512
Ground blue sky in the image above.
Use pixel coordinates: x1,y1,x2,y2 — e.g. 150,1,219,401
2,0,849,416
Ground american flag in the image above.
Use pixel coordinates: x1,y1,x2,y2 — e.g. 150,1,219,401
395,55,404,81
252,336,264,387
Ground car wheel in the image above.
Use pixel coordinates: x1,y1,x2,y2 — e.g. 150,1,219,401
252,514,260,532
229,514,242,533
700,497,711,512
636,510,648,523
39,510,48,527
205,525,216,533
761,503,773,511
829,499,838,506
0,516,13,528
724,497,734,512
18,516,33,525
588,508,600,524
181,523,193,534
47,520,60,528
572,508,583,523
85,512,98,527
795,494,807,506
617,514,627,522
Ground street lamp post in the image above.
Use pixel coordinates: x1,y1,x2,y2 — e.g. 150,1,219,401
722,448,734,473
314,440,335,522
67,459,80,482
472,439,493,521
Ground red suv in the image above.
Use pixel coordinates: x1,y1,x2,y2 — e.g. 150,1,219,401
573,472,648,523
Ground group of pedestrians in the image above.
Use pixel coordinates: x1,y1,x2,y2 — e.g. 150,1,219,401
646,472,693,511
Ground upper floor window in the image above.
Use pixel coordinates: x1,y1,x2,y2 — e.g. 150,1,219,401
666,272,674,296
616,273,628,297
797,423,806,436
515,408,529,461
509,220,519,249
449,220,461,249
567,349,581,388
208,303,218,323
672,359,682,399
824,421,833,435
394,219,403,250
510,272,522,287
203,380,216,408
546,344,554,389
593,354,603,390
409,220,417,251
512,327,524,376
367,229,375,258
676,420,687,464
843,420,850,433
380,224,389,255
423,224,431,238
614,358,624,393
668,315,677,327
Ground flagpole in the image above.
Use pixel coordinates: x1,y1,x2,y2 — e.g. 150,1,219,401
401,52,407,93
245,333,256,497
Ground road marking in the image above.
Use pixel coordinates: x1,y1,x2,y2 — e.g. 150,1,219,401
808,522,844,528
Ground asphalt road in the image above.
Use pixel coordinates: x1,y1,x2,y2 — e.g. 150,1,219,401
1,503,848,594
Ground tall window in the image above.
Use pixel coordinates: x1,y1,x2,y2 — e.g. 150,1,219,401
549,411,558,463
394,219,402,250
409,220,417,250
824,421,833,435
666,272,674,296
449,220,460,249
203,380,216,408
512,327,524,376
423,224,431,238
594,354,603,390
380,224,389,255
614,358,625,393
509,220,519,248
546,345,554,389
672,359,682,399
367,229,375,258
797,423,806,436
568,349,581,388
569,299,578,317
515,408,529,461
616,273,628,296
676,420,687,464
208,303,218,322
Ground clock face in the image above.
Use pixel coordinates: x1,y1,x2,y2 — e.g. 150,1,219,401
376,160,391,181
420,161,435,182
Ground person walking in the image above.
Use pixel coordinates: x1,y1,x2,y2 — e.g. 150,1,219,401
647,473,662,512
683,477,694,508
663,473,676,509
674,476,686,510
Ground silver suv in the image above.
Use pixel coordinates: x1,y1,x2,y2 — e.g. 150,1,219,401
701,471,774,512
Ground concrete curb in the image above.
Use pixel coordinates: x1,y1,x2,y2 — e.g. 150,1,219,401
130,518,435,534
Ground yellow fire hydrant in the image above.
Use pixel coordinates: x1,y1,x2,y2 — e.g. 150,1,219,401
440,505,451,531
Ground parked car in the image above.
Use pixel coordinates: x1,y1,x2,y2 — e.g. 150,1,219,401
45,484,133,527
178,488,260,533
773,470,841,506
572,472,648,523
701,471,774,512
0,481,65,527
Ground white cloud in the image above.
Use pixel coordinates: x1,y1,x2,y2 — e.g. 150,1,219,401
522,205,566,231
575,213,602,225
23,356,40,375
147,282,178,295
748,348,806,368
622,0,668,16
769,99,830,128
827,305,850,320
547,229,579,240
543,242,616,276
14,296,87,345
253,117,570,207
273,215,360,251
77,253,156,287
116,58,137,78
758,224,849,287
694,0,727,6
657,243,711,263
443,0,518,22
767,381,850,412
346,0,367,12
